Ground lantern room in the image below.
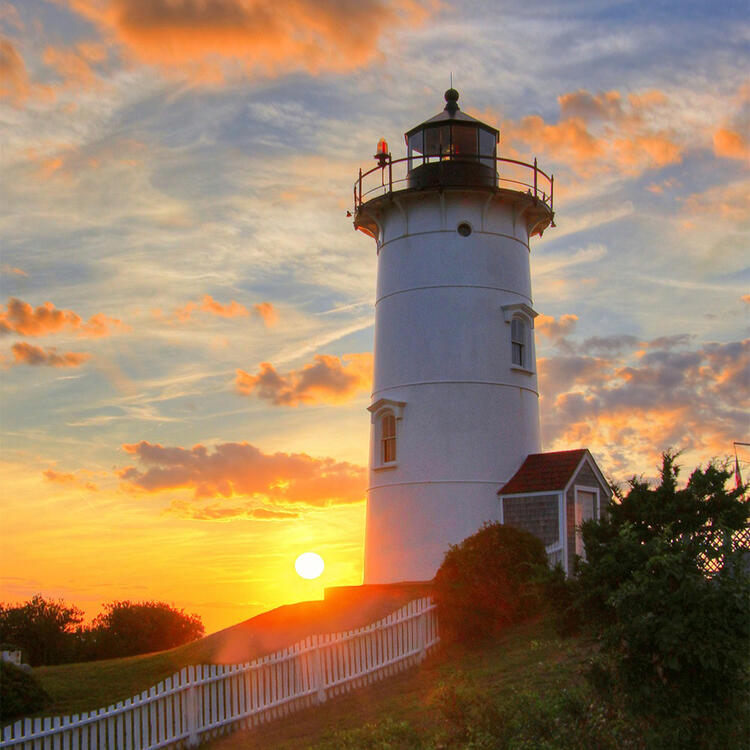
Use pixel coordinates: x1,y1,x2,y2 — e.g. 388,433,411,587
353,89,555,241
405,88,499,189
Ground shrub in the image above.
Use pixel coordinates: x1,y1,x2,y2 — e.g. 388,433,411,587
0,661,51,721
577,452,750,749
433,522,548,643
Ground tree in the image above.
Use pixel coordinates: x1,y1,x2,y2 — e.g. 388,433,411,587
0,594,84,666
577,452,749,748
434,522,548,643
91,601,204,658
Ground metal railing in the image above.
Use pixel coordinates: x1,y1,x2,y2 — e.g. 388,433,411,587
354,155,554,214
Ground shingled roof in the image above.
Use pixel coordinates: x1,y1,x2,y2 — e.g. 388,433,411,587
498,449,589,495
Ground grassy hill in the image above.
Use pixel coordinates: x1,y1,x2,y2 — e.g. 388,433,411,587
201,617,593,750
34,587,420,716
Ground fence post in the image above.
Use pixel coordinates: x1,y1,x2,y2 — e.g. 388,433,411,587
311,634,327,703
533,157,538,198
186,666,200,748
418,602,427,661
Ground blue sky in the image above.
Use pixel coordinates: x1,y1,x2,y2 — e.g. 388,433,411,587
1,0,748,632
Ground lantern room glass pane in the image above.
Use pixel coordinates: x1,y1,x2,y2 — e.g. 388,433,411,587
407,129,424,171
451,126,477,158
479,129,496,170
424,125,450,158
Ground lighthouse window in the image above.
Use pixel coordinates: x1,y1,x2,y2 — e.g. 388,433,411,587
511,318,527,367
381,412,396,464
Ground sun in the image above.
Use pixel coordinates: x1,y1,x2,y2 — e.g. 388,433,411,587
294,552,325,580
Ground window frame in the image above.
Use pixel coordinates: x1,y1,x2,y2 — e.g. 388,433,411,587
501,303,537,375
367,398,406,471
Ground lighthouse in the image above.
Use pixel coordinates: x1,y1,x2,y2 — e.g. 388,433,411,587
354,89,603,583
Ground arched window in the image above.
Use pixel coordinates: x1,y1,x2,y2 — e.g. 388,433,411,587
381,412,396,463
511,317,527,367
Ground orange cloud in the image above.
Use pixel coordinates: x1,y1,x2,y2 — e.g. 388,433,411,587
253,302,277,327
536,313,578,340
680,182,750,227
539,337,749,478
164,498,301,522
501,88,682,179
118,440,366,506
0,298,130,337
0,3,24,32
42,43,106,89
65,0,432,83
713,127,749,162
25,139,145,181
11,342,90,367
43,468,98,491
1,265,27,277
175,294,249,322
236,352,372,406
0,36,30,106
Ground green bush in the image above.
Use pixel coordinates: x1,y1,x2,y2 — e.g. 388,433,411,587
577,452,750,749
0,661,51,721
433,522,549,643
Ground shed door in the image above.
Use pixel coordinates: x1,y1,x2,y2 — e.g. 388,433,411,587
575,490,596,559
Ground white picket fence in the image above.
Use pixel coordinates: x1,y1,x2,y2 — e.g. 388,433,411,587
1,597,439,749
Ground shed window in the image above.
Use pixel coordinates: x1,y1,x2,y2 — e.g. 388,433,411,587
511,318,527,367
381,413,396,463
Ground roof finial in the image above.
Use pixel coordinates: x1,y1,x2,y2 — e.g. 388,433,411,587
444,85,459,114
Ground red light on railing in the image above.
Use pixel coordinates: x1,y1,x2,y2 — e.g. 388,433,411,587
374,138,389,167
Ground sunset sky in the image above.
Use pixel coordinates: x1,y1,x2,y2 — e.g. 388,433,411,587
1,0,748,634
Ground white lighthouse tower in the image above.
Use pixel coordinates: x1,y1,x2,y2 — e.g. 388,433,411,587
354,89,556,583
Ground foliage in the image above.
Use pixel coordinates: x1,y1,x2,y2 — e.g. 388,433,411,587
430,672,648,750
310,671,648,750
90,600,205,658
0,595,84,666
0,596,205,667
433,522,549,643
315,718,426,749
0,661,51,721
540,564,583,638
577,452,750,749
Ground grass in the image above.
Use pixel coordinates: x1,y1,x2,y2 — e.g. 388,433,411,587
32,590,419,717
200,617,592,750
